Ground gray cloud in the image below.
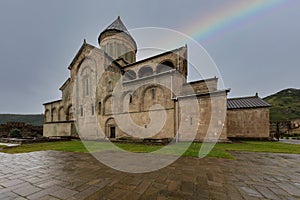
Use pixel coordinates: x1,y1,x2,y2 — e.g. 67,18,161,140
0,0,299,113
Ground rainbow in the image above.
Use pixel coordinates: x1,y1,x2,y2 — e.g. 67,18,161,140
184,0,286,42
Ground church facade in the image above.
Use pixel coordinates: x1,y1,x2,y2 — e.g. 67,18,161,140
43,17,270,141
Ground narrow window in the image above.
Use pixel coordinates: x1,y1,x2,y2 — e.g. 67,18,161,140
151,88,155,99
108,81,113,92
80,105,83,117
91,104,94,116
98,102,101,115
85,78,89,96
190,117,193,125
129,94,133,104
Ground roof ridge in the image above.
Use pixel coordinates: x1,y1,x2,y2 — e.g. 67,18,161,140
123,45,186,68
228,95,259,100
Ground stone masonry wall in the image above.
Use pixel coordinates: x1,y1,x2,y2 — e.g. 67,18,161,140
227,108,270,138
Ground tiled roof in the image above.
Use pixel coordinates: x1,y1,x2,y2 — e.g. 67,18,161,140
104,16,129,34
227,96,270,110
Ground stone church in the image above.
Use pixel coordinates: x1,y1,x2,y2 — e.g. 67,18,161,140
43,17,270,141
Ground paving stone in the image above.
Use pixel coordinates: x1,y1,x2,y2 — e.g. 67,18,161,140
37,179,67,189
69,186,100,200
13,184,41,196
135,180,152,194
239,186,263,198
0,150,298,199
167,180,180,191
181,181,194,194
275,182,300,197
0,191,20,199
49,187,78,199
38,195,61,200
26,185,62,200
0,179,24,187
254,185,281,200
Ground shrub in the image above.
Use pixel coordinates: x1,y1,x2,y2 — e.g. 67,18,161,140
10,128,22,138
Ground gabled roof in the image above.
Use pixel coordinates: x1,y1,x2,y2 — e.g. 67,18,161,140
68,41,96,70
59,78,70,91
227,96,270,110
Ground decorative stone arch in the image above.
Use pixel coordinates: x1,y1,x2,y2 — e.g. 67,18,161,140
123,70,136,81
58,106,64,121
121,90,134,101
156,60,175,73
138,65,154,78
103,94,113,115
66,104,73,121
80,65,94,76
105,117,117,138
79,66,95,97
75,56,97,76
51,107,58,122
139,84,166,111
45,109,50,123
121,91,134,112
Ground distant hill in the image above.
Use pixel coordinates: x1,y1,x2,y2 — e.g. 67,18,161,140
263,88,300,122
0,114,44,126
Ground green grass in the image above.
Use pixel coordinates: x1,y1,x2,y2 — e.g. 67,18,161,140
1,140,299,159
263,88,300,121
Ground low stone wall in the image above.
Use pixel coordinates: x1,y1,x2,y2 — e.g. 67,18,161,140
43,122,76,137
0,137,71,144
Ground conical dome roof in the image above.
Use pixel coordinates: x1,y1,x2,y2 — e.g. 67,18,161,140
104,16,129,34
98,16,136,48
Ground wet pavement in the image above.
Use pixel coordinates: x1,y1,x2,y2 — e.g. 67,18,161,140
0,150,299,200
279,139,300,145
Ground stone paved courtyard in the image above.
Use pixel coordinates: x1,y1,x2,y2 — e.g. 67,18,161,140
0,150,299,200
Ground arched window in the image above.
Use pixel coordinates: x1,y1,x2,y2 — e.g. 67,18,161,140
124,70,136,81
138,66,153,78
58,107,64,121
157,61,174,73
45,109,50,122
66,105,73,121
107,81,113,92
51,108,58,122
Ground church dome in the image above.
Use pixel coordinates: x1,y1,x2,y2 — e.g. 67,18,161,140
98,16,137,64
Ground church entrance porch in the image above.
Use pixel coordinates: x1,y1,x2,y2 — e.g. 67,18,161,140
105,118,117,139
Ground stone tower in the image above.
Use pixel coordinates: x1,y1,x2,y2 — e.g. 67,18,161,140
98,16,137,64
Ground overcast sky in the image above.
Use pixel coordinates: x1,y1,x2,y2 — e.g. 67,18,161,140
0,0,299,114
